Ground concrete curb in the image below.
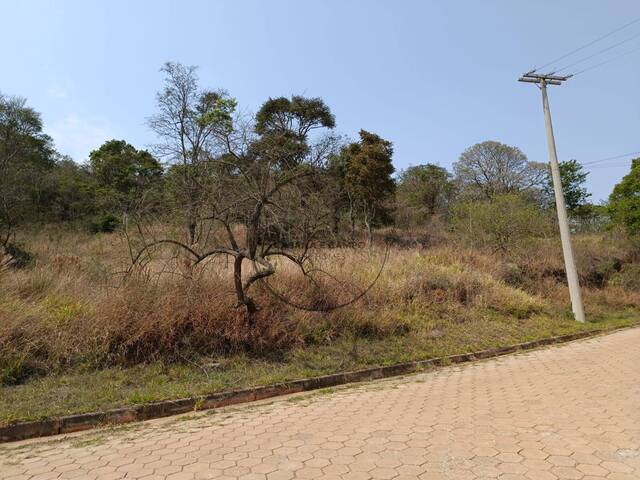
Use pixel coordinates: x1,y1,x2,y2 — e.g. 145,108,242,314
0,325,632,443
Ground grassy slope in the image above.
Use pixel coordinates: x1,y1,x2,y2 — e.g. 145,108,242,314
1,311,636,425
2,227,639,425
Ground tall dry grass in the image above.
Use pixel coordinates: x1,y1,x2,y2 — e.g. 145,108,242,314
1,224,639,385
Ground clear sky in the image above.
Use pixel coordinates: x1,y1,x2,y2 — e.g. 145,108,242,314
2,0,639,201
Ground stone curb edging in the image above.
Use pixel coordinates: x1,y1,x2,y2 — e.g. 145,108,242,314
0,325,631,443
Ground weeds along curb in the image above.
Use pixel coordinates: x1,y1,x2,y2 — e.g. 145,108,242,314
0,325,634,443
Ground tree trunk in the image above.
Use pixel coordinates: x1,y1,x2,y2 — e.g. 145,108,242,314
233,255,257,324
188,219,197,245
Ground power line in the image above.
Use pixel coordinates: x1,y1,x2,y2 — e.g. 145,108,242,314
581,150,640,166
573,43,640,75
554,30,640,73
534,16,640,71
587,163,634,169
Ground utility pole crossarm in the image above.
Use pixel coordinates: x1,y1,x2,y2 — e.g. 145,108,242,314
518,72,573,85
520,72,573,81
518,70,586,323
519,77,562,85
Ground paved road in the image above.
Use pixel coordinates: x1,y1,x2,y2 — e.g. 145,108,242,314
2,328,639,480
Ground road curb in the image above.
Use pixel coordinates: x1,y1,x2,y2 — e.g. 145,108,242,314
0,325,633,443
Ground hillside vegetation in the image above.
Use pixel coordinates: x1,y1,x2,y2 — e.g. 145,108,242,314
1,224,638,424
1,63,639,424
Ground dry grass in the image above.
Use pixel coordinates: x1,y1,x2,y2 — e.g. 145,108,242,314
0,224,638,423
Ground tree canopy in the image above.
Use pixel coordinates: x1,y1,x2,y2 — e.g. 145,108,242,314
329,130,395,234
89,140,162,196
543,159,591,213
148,62,237,244
453,140,546,200
2,63,636,292
255,95,335,137
397,163,455,218
608,158,640,235
0,93,55,245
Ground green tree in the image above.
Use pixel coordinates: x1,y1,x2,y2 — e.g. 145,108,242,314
397,164,455,224
608,158,640,235
331,130,395,237
0,93,55,246
40,156,96,222
89,139,163,214
133,90,354,318
255,95,334,136
543,159,591,212
252,95,335,171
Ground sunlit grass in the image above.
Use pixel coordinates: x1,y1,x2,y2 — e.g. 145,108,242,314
0,225,638,424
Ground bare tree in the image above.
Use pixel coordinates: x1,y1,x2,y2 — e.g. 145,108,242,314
453,141,546,201
131,71,384,321
147,62,237,245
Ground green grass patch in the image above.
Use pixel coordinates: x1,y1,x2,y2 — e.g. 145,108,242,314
1,310,636,426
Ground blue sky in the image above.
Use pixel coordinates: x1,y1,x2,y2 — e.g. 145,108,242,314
2,0,639,201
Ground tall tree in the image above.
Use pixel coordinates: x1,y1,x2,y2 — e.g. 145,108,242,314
608,158,640,235
453,141,546,200
148,62,237,244
132,85,371,320
397,163,455,223
0,93,55,247
331,130,395,237
543,159,591,212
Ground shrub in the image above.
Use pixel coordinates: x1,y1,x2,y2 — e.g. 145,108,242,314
90,213,120,233
0,242,33,269
608,158,640,235
0,357,28,386
609,264,640,290
452,194,552,252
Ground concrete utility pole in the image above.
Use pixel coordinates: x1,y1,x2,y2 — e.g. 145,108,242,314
518,71,586,323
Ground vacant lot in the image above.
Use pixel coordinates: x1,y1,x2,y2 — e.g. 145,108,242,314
1,226,638,425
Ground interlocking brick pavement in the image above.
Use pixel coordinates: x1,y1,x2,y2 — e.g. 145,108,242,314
2,327,639,480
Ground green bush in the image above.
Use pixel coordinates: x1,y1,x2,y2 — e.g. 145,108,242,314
2,242,33,269
608,158,640,235
90,213,120,233
452,194,552,252
0,354,38,386
609,263,640,290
